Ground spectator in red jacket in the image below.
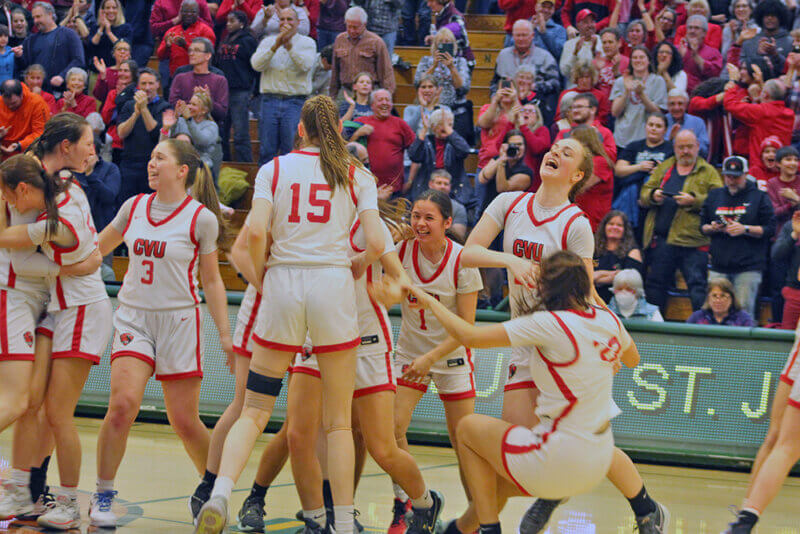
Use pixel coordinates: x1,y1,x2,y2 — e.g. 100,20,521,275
673,0,722,50
215,0,260,24
724,78,793,175
56,67,98,117
499,0,536,47
750,136,782,188
555,61,611,125
679,14,723,93
561,0,614,38
156,0,216,77
150,0,213,39
511,101,550,191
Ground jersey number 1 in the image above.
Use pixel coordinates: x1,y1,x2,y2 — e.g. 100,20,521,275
288,183,332,223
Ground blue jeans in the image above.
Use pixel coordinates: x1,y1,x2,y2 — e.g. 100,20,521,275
222,89,253,162
258,94,305,165
317,28,339,51
708,270,763,318
645,237,708,311
401,0,430,45
380,31,397,55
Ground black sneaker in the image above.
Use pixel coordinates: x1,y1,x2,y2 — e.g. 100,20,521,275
237,494,266,532
634,502,669,533
297,517,327,533
388,499,410,534
518,498,563,533
721,507,756,534
406,490,444,534
189,480,212,523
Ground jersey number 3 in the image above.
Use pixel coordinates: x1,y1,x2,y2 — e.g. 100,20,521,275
141,260,154,285
289,183,331,223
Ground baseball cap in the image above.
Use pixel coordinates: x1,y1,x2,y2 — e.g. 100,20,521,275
722,156,748,176
760,135,782,152
576,9,595,24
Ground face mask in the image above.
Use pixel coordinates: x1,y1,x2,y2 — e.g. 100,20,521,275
614,290,638,316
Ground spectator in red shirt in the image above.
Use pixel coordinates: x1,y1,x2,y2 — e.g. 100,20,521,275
100,59,138,165
561,0,615,37
22,63,57,115
593,27,629,98
555,92,616,229
674,0,722,50
215,0,260,24
156,0,216,77
150,0,213,38
350,88,415,197
510,101,550,191
767,146,800,233
724,78,793,175
750,136,782,188
679,14,723,93
56,67,98,117
555,61,610,125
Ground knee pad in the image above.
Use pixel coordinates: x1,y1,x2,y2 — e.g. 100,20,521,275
247,370,283,397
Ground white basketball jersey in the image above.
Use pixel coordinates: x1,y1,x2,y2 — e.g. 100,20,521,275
118,193,210,310
395,238,482,374
0,204,50,301
486,192,591,317
252,148,379,268
349,219,395,357
505,306,629,433
39,183,106,311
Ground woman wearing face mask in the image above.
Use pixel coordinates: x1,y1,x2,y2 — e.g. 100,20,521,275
593,210,644,303
609,268,663,320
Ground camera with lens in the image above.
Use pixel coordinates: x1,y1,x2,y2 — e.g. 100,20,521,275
506,144,521,158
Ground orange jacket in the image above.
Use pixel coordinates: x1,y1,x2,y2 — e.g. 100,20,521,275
0,83,50,159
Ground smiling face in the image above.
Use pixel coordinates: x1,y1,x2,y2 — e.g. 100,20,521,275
66,73,85,94
708,286,733,316
535,0,554,20
657,43,673,65
417,79,437,103
762,146,778,170
658,10,675,30
113,41,131,64
762,14,779,31
101,0,119,24
576,14,596,37
601,31,620,56
117,63,133,85
371,90,392,119
667,95,687,119
630,49,650,74
780,154,799,176
539,138,586,187
411,199,451,245
514,71,534,95
734,0,751,21
688,2,708,16
627,23,644,45
138,72,159,99
12,12,27,36
148,142,186,192
188,94,208,118
32,5,55,33
604,215,625,241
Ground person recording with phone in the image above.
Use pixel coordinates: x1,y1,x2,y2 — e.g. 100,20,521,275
414,28,470,110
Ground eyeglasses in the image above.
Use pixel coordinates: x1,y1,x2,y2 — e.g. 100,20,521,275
188,48,206,54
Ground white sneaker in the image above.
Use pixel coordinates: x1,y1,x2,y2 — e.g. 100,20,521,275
89,490,118,527
18,488,56,520
37,494,81,530
0,480,34,520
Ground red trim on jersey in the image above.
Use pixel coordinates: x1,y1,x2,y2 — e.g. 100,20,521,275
349,220,363,253
780,374,795,385
525,194,579,227
145,193,192,227
55,277,67,309
0,290,7,354
122,194,146,237
439,389,476,401
252,334,303,353
292,365,321,378
504,380,537,392
366,266,393,353
157,370,204,381
35,327,53,338
566,307,597,319
560,212,585,249
503,192,530,226
271,157,280,197
453,250,462,290
541,313,580,367
781,344,800,385
348,165,358,206
315,337,361,353
187,206,204,305
49,217,80,266
398,239,410,262
412,239,453,284
35,191,71,221
397,378,428,392
354,382,396,398
231,346,252,358
51,351,101,364
4,205,15,288
500,425,533,496
238,290,262,358
788,398,800,410
70,305,86,353
292,150,320,156
193,306,202,377
111,350,155,368
0,353,36,361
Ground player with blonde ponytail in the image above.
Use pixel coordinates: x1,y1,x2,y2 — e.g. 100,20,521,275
196,95,385,534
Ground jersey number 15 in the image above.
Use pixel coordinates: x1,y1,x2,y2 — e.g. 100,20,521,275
288,183,332,223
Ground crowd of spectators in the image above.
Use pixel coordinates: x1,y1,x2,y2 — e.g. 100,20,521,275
6,0,800,328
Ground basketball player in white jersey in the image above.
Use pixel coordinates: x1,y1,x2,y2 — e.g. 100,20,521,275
0,153,112,530
196,95,385,534
725,228,800,533
388,189,482,528
0,114,102,523
373,250,639,534
85,140,233,527
457,138,668,531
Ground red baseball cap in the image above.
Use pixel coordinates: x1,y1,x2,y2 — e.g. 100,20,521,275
576,8,595,24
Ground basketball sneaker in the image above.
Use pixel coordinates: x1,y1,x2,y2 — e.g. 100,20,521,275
406,490,444,534
18,487,56,520
721,507,757,534
299,517,327,533
388,498,411,534
89,490,118,527
518,498,564,533
236,493,266,532
37,494,81,530
0,480,34,520
634,502,670,534
194,494,228,534
190,479,213,522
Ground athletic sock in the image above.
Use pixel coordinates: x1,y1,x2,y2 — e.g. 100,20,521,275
392,483,409,502
479,522,501,533
60,486,78,501
202,470,217,486
738,508,759,525
250,482,268,500
96,478,114,493
10,468,30,487
322,479,334,510
628,486,657,517
410,489,433,509
333,504,354,533
209,476,234,500
303,507,327,527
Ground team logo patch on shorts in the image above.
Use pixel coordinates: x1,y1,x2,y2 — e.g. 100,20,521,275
508,363,517,379
401,364,410,374
301,347,312,361
120,333,134,345
23,331,33,347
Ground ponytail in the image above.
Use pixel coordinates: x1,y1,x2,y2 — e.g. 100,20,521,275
300,95,363,194
27,113,90,162
161,139,230,251
378,198,413,242
0,154,68,238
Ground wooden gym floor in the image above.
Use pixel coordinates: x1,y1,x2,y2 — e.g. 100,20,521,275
1,418,799,533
